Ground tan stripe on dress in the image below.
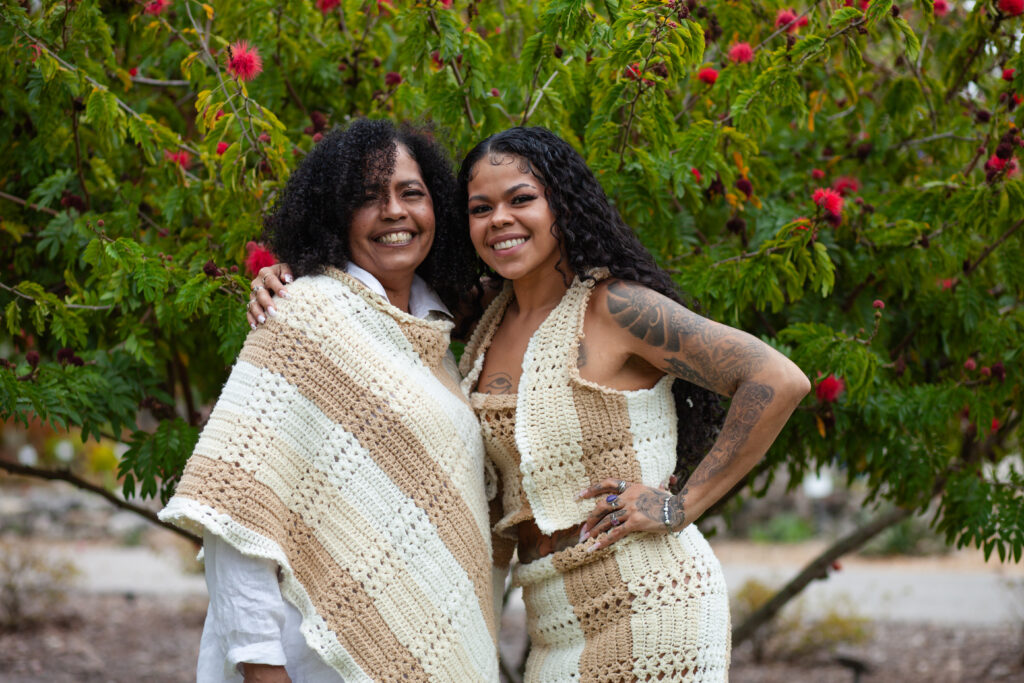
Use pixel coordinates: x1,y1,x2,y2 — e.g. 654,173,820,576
238,322,495,637
560,549,636,682
571,384,644,486
176,455,429,680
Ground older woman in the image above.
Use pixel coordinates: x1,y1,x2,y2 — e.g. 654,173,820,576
160,119,498,682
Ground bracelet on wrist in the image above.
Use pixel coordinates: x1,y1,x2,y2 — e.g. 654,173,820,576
662,495,673,532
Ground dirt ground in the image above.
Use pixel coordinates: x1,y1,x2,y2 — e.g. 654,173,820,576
0,592,1020,682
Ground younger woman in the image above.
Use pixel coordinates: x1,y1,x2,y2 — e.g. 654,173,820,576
457,127,809,681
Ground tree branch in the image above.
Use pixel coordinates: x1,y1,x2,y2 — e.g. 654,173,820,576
0,281,116,311
0,191,60,216
963,216,1024,277
732,505,913,646
427,11,477,127
0,460,200,546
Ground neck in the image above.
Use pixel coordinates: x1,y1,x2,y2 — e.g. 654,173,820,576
510,262,574,314
378,273,415,313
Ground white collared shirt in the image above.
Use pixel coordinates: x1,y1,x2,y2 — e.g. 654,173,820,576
198,267,449,682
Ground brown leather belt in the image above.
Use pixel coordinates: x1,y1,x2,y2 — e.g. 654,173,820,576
517,520,584,564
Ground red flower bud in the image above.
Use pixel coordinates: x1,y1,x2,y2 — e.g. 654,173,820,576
624,63,642,80
697,67,718,85
26,351,39,368
216,142,229,155
775,9,798,32
991,418,1001,433
998,0,1023,16
734,177,753,198
991,361,1006,382
129,67,138,77
1004,68,1016,82
980,366,991,376
691,167,702,183
490,88,500,97
872,299,885,309
385,71,402,86
312,132,324,143
963,358,977,371
815,374,844,403
811,168,825,180
203,260,221,277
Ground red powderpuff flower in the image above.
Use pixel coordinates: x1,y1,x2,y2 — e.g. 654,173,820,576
226,41,263,82
144,0,169,15
811,168,825,180
624,63,642,80
490,88,500,97
832,176,860,196
216,142,229,155
796,14,809,26
813,187,844,215
986,154,1007,172
163,149,191,169
933,0,949,15
816,374,845,403
129,67,138,77
872,299,885,309
964,358,977,371
697,67,718,85
776,9,799,32
939,277,955,290
245,242,277,276
728,42,754,64
991,418,1001,433
317,0,340,13
691,167,702,183
998,0,1023,16
385,71,403,86
1004,68,1016,82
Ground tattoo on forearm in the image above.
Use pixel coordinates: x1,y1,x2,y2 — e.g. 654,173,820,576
606,280,768,395
482,372,514,394
688,381,775,487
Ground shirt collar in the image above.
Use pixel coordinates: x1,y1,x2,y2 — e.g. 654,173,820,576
343,262,451,320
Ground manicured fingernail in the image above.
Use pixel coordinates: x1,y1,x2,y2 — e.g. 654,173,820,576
587,543,600,553
280,290,291,299
284,274,293,283
257,314,265,324
576,488,588,499
267,306,277,317
579,528,588,542
250,323,256,330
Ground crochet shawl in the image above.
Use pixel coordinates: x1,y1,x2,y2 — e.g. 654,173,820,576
160,269,498,682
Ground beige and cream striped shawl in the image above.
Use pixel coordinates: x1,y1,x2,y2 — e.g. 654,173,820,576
160,269,498,682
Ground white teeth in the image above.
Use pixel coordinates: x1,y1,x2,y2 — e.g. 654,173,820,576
493,237,527,250
375,231,413,245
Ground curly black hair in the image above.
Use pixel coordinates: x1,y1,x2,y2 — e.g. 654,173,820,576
457,126,724,487
262,118,480,310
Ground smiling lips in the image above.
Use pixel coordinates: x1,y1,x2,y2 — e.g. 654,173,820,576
491,236,528,251
374,230,414,245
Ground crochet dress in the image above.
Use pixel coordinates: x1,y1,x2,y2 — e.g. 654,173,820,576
461,275,731,682
161,269,498,682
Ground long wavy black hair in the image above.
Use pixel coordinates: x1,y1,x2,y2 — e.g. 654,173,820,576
457,126,724,486
262,118,480,310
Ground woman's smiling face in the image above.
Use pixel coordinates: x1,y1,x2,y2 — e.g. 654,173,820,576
465,153,563,282
347,143,435,282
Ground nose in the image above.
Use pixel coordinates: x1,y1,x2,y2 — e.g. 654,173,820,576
490,202,513,227
381,192,406,221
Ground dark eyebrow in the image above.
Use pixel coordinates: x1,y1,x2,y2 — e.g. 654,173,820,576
468,182,536,203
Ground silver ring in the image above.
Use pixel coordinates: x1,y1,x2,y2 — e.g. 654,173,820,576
616,480,627,495
610,511,623,526
262,274,269,285
252,285,265,294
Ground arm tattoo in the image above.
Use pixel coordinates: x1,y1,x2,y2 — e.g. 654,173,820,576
687,381,775,487
634,488,671,527
482,372,515,394
605,280,768,395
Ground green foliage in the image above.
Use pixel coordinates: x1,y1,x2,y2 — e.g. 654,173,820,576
0,0,1020,561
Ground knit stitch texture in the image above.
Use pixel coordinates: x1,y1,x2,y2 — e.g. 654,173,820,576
161,269,498,682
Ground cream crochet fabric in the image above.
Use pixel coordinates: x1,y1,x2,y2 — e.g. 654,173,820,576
160,269,498,682
462,274,731,682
